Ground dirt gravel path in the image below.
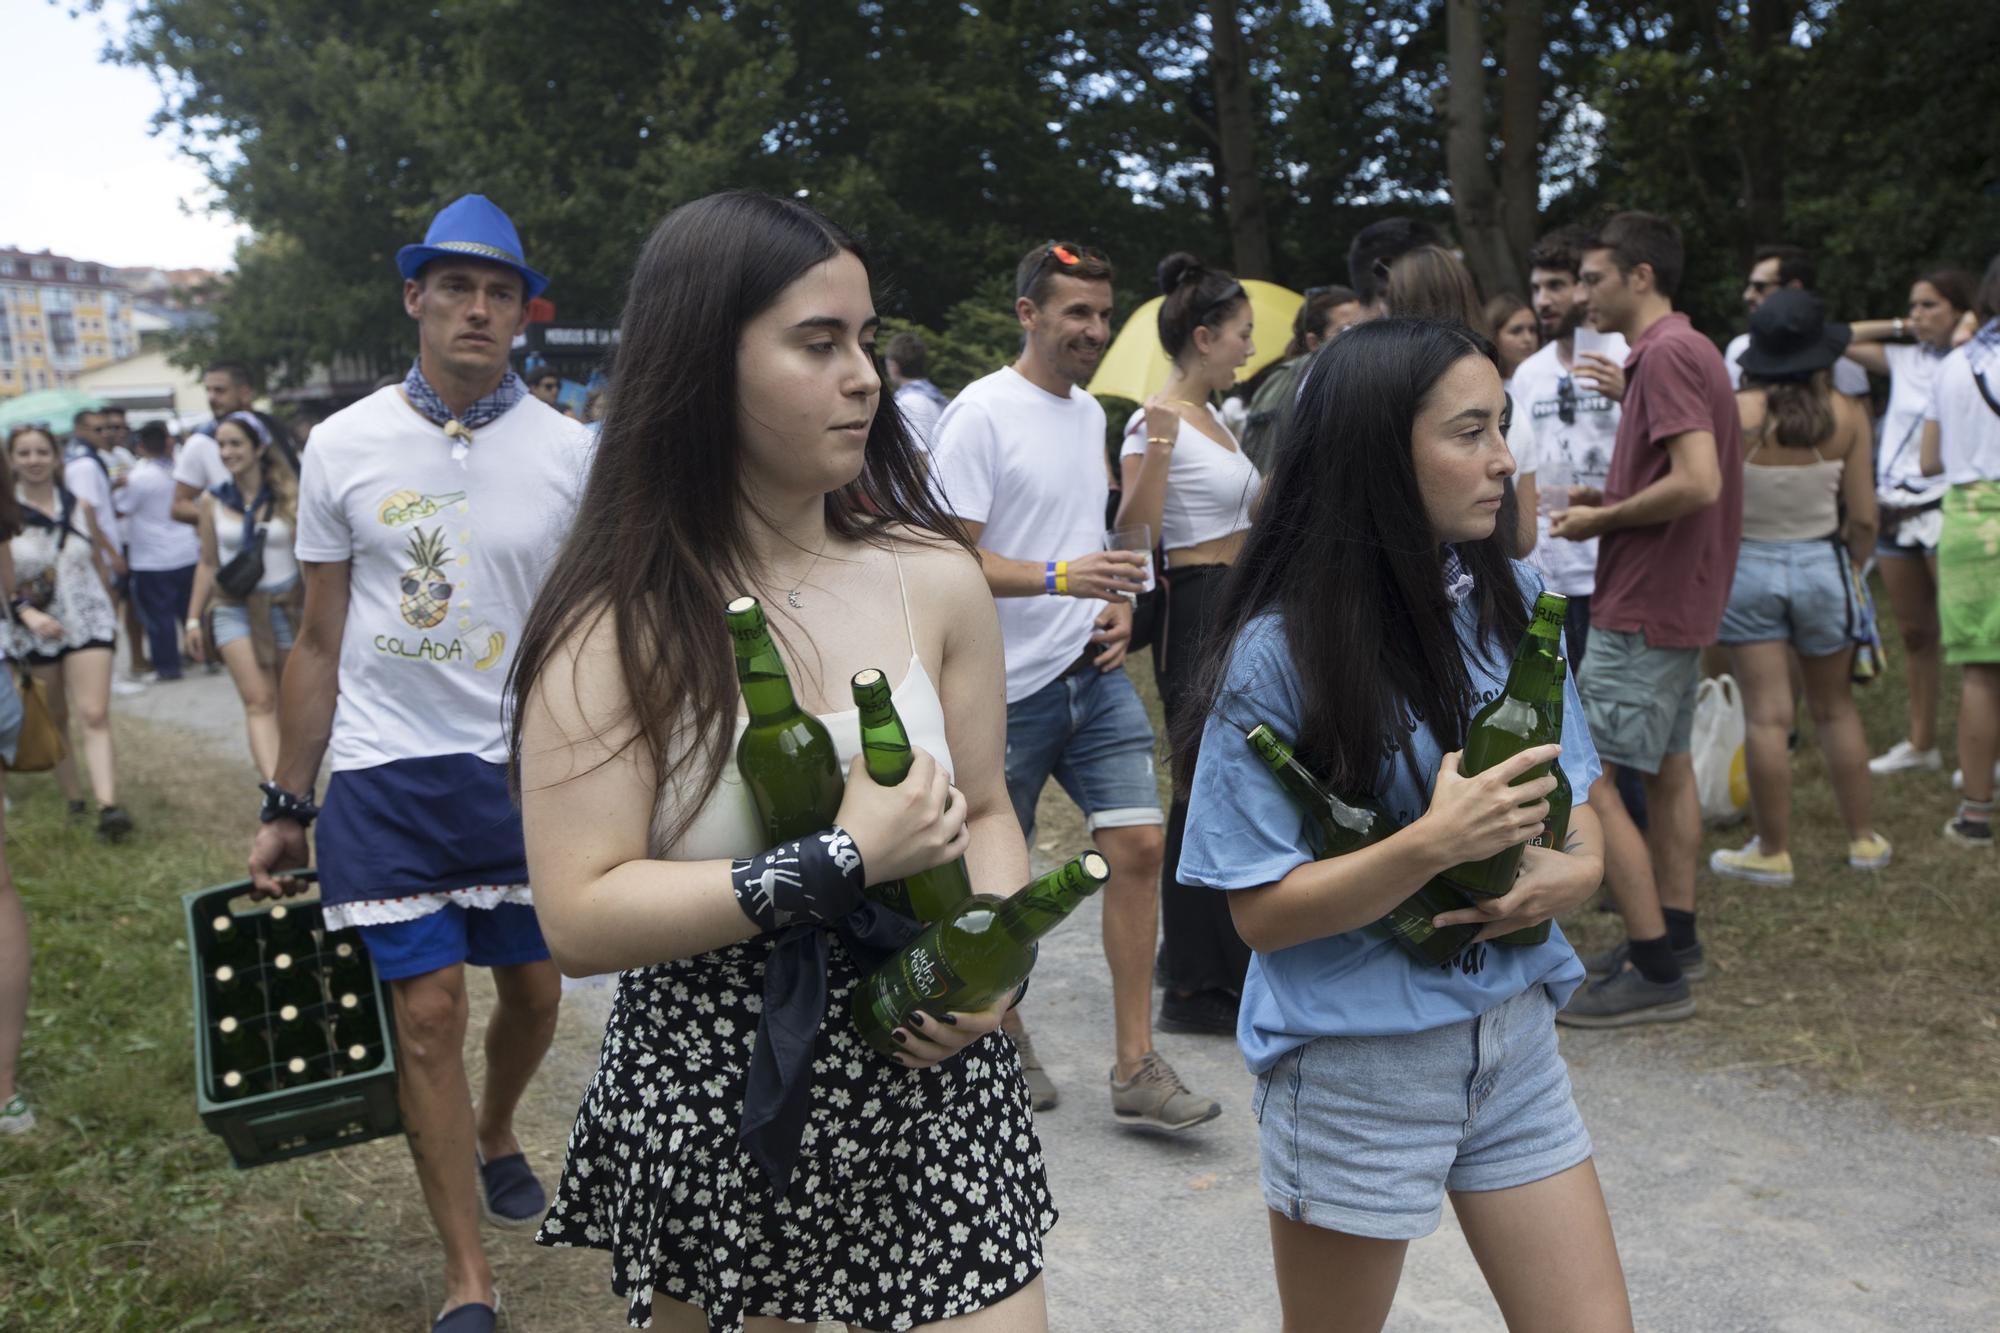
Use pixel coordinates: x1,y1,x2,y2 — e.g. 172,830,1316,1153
135,672,2000,1331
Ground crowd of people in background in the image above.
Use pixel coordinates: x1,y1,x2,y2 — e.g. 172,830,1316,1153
2,180,1996,1333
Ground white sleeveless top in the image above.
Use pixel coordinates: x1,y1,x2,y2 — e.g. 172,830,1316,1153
651,550,955,862
1119,404,1260,552
212,498,299,590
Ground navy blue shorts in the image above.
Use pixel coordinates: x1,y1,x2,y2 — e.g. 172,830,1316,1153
358,901,548,982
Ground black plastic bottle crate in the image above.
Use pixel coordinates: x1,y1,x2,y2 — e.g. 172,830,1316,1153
184,874,402,1168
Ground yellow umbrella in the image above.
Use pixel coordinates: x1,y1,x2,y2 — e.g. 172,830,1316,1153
1086,279,1303,402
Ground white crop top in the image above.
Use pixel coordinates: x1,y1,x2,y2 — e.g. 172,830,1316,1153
651,552,955,862
1120,404,1261,552
212,497,299,591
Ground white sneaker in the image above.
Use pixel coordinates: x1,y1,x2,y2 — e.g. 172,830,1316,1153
1950,761,2000,791
1869,740,1941,775
110,678,148,697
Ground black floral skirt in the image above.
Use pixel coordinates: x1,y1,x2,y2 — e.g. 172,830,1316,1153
536,933,1058,1332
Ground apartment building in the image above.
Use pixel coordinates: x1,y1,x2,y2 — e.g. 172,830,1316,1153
0,248,139,399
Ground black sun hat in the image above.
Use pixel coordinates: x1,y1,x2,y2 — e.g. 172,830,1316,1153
1738,288,1851,383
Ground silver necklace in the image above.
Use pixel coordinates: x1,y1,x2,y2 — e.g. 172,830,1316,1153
781,530,831,609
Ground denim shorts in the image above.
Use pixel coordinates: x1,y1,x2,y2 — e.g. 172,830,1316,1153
1575,626,1699,774
211,582,298,653
1718,538,1854,658
1251,985,1592,1240
1003,663,1164,838
0,666,22,767
356,900,549,982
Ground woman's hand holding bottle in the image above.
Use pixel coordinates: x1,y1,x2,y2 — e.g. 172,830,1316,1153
835,748,970,887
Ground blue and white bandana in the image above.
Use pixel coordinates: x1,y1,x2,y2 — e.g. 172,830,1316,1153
1441,545,1476,606
401,359,525,466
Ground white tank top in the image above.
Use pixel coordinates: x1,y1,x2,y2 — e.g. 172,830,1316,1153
651,550,955,861
213,498,300,590
1119,404,1261,551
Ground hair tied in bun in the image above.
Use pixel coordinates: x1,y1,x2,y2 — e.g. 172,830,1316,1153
1157,251,1206,296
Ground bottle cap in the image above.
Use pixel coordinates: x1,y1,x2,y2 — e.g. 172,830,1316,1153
219,1016,240,1034
280,1004,300,1022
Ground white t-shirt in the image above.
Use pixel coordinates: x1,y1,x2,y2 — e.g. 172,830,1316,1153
295,386,594,771
1876,342,1951,507
1923,340,2000,487
213,502,299,590
172,432,231,496
893,380,947,452
1118,404,1259,551
64,451,121,549
1509,336,1628,597
930,366,1108,703
1725,332,1871,397
117,457,200,570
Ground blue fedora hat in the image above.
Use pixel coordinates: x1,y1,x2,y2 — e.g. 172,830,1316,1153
396,194,549,299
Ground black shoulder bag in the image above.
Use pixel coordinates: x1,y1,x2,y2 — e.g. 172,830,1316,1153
216,490,272,599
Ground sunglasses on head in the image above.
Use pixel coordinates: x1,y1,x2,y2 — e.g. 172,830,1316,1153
1021,241,1108,297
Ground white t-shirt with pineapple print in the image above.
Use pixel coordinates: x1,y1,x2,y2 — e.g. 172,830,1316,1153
295,385,593,772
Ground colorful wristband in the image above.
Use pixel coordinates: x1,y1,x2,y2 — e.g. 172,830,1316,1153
1045,560,1058,595
730,826,866,932
1054,561,1069,596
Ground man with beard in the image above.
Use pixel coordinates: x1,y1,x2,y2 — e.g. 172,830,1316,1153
929,241,1221,1134
1513,225,1630,657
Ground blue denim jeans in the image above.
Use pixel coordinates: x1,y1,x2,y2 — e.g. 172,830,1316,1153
1002,664,1163,839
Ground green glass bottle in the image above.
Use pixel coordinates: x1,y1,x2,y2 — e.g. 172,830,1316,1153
322,936,374,998
271,1003,326,1086
213,1068,256,1101
211,1013,267,1093
1245,724,1482,967
851,851,1109,1057
1498,657,1572,948
208,912,259,973
266,950,325,1014
851,667,974,921
727,596,845,844
333,1040,383,1077
261,901,318,961
208,961,261,1011
1440,592,1568,898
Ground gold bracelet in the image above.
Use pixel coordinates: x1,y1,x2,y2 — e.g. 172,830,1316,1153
1146,435,1174,446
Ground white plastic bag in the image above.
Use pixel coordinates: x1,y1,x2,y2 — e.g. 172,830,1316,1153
1692,674,1749,826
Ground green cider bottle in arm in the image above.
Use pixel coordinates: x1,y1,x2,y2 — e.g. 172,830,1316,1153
727,596,845,844
1496,656,1573,948
852,668,974,920
851,851,1109,1057
1439,591,1568,899
1245,724,1482,968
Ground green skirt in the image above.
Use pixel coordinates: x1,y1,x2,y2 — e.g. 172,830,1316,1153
1939,480,2000,665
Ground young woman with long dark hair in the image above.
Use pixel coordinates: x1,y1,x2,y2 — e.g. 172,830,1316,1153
1177,319,1630,1332
1841,268,1980,779
184,411,303,778
6,425,129,839
511,192,1054,1332
1119,252,1260,1034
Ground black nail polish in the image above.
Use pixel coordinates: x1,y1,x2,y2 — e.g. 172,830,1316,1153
893,1029,909,1044
938,1013,959,1026
909,1012,927,1028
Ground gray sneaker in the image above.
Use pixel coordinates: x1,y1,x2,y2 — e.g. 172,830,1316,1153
1581,938,1707,983
1110,1051,1221,1132
1556,966,1695,1028
0,1092,34,1135
1007,1027,1059,1111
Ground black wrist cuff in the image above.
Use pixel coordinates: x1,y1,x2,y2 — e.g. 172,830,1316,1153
730,825,866,932
258,781,319,826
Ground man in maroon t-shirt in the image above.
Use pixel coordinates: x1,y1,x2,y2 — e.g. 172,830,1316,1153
1548,211,1744,1028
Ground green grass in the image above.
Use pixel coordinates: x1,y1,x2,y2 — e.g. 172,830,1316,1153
0,720,615,1331
1037,594,1999,1132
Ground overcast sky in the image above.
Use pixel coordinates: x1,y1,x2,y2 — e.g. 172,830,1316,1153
2,0,247,272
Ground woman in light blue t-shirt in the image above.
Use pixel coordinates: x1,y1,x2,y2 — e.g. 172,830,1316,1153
1178,319,1632,1331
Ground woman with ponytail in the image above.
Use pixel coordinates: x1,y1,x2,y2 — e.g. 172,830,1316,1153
1117,252,1262,1034
184,410,303,778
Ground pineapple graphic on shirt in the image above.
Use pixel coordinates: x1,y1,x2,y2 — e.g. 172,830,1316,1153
398,527,455,629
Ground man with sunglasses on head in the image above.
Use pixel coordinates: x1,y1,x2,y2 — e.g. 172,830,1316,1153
929,240,1222,1135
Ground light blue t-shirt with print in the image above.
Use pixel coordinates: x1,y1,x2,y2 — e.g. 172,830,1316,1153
1178,562,1598,1074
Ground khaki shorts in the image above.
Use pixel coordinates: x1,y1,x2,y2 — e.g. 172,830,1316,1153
1575,626,1699,775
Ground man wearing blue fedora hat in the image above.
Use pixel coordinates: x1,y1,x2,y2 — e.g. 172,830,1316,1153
247,194,591,1333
